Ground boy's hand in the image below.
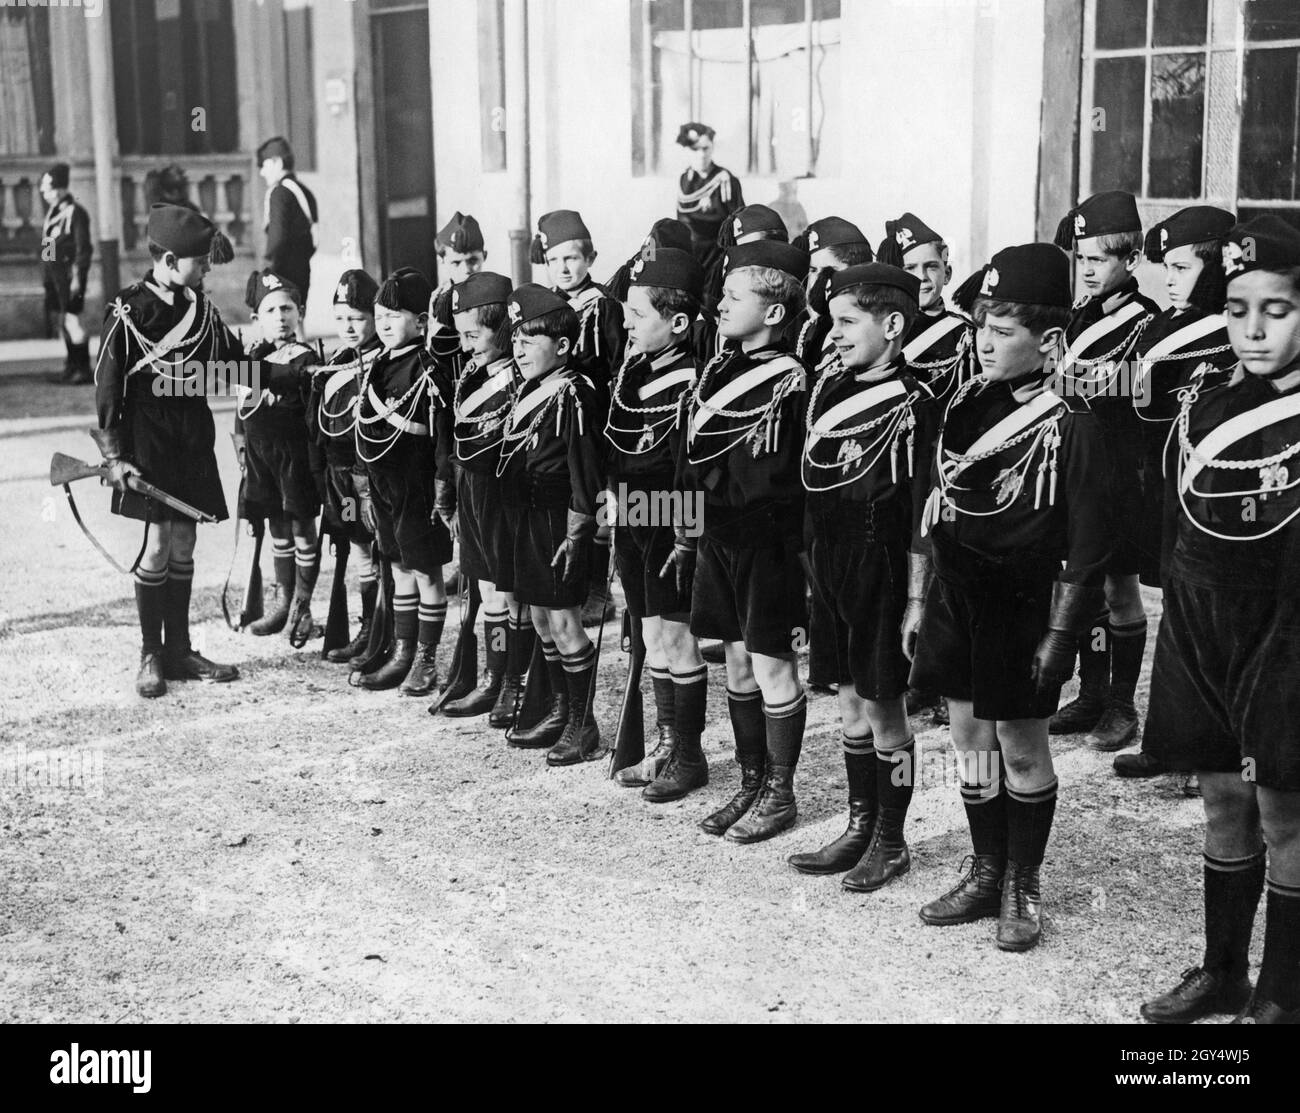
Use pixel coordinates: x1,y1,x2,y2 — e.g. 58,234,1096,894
1030,580,1101,692
1030,628,1076,692
901,552,932,661
232,432,247,473
103,459,141,494
901,599,925,661
658,537,696,598
352,471,377,534
551,510,595,582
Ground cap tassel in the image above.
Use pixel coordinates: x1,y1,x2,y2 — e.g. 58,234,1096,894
1052,212,1076,251
208,229,235,265
875,229,904,269
529,235,546,265
951,267,989,315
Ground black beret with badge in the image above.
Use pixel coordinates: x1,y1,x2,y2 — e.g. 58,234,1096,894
607,218,694,301
953,243,1072,313
245,268,303,311
148,202,226,260
436,211,485,254
1222,215,1300,280
628,246,705,301
332,268,379,312
530,209,593,264
796,215,871,256
718,203,789,249
676,122,717,148
506,282,571,330
723,239,810,282
1143,206,1236,262
375,267,434,315
1053,190,1142,249
828,262,921,305
876,212,943,267
450,271,513,313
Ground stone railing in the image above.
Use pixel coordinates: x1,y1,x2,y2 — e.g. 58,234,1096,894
0,156,54,257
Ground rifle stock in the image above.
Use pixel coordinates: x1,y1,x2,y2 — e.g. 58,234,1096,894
610,611,646,778
50,452,106,486
349,549,394,678
320,539,351,657
428,578,480,714
240,528,265,629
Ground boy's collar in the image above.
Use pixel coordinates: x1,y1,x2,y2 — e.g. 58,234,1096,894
851,354,904,383
1099,275,1140,314
384,341,421,358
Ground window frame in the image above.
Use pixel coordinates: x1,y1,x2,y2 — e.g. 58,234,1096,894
1236,34,1300,209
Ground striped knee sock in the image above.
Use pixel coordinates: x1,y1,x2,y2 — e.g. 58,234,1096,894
134,566,168,654
1005,778,1059,867
417,600,447,647
393,591,419,641
294,540,319,601
163,557,194,654
1256,878,1300,1009
763,691,807,767
670,663,708,739
1203,849,1265,979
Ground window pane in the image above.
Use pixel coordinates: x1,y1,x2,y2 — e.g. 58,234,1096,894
652,0,685,31
1095,0,1146,50
1239,48,1299,200
692,0,744,31
1245,0,1300,42
752,0,804,27
814,0,841,19
1091,56,1145,193
1152,0,1207,47
1237,207,1300,231
1148,52,1203,196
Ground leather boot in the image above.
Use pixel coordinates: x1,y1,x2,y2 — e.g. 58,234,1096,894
490,623,534,729
326,580,376,663
842,806,911,892
509,692,567,748
1048,690,1105,734
787,798,876,875
642,731,708,802
286,596,314,648
67,341,93,385
355,637,415,690
1232,993,1300,1024
399,641,439,697
918,854,1005,925
136,651,166,698
996,860,1044,952
248,583,290,636
444,616,507,716
1141,967,1252,1024
489,672,524,729
1113,749,1167,777
546,657,603,766
725,764,797,844
699,754,765,836
1087,695,1139,751
614,723,677,788
163,650,239,683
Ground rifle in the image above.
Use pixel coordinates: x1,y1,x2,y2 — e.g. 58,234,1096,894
507,634,551,740
428,575,480,715
288,527,324,649
50,453,218,523
609,610,646,779
349,547,394,680
320,530,351,658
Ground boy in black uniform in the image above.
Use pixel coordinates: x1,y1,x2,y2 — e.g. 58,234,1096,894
1049,191,1159,752
92,203,240,697
877,212,973,406
352,268,454,695
235,270,321,644
792,216,874,367
497,284,607,765
789,263,940,891
257,137,317,304
441,270,529,720
308,269,384,662
428,211,489,380
533,209,624,625
911,243,1112,951
681,239,812,843
1137,217,1300,1024
1114,206,1237,779
675,121,745,307
39,163,93,384
606,248,709,801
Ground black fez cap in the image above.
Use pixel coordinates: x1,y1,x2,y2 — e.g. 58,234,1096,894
876,212,943,267
723,240,810,282
1054,190,1142,248
451,271,513,314
795,216,869,255
44,162,70,190
719,204,789,249
376,267,434,315
256,136,293,164
828,263,921,305
436,211,485,254
506,283,570,330
1144,206,1236,262
531,210,592,263
1223,216,1300,281
676,122,716,148
148,203,220,259
245,268,303,311
608,219,694,300
955,243,1072,312
332,269,379,312
628,247,704,302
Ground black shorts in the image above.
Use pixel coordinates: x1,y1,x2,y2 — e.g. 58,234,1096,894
909,549,1061,721
615,520,689,620
369,465,452,576
1143,579,1300,790
112,397,227,524
243,428,320,522
324,462,372,546
808,531,910,700
43,268,84,315
457,467,507,586
512,504,591,609
690,534,808,658
1099,412,1144,577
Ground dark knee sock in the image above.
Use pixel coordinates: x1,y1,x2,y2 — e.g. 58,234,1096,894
163,557,194,654
294,542,320,602
270,536,295,595
561,640,597,721
1005,779,1059,867
1202,850,1266,979
961,765,1007,859
844,731,875,801
1256,880,1300,1008
542,639,566,696
393,591,418,641
134,566,168,654
1076,609,1111,697
649,666,675,729
1108,616,1147,706
507,615,534,678
763,691,807,767
483,609,509,672
671,664,707,739
876,737,915,814
417,600,446,647
726,687,765,761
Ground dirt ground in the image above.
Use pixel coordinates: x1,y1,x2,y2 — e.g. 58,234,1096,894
0,369,1238,1023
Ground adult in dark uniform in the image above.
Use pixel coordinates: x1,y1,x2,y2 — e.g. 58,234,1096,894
1114,206,1238,781
1049,192,1159,752
1138,217,1300,1024
910,243,1113,952
39,163,93,385
92,203,241,697
789,264,941,892
675,122,745,311
257,136,318,306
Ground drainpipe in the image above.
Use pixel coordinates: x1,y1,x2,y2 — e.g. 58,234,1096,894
505,0,532,285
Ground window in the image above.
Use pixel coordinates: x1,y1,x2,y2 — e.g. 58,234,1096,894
1239,0,1300,214
282,1,317,172
1083,0,1208,199
478,0,507,172
111,0,239,156
630,0,841,178
0,5,55,156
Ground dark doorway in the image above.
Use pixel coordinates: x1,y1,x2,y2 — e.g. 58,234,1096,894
369,1,436,279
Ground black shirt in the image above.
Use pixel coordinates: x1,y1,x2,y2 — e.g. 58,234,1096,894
605,343,697,484
355,342,452,481
453,353,518,474
308,335,383,467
